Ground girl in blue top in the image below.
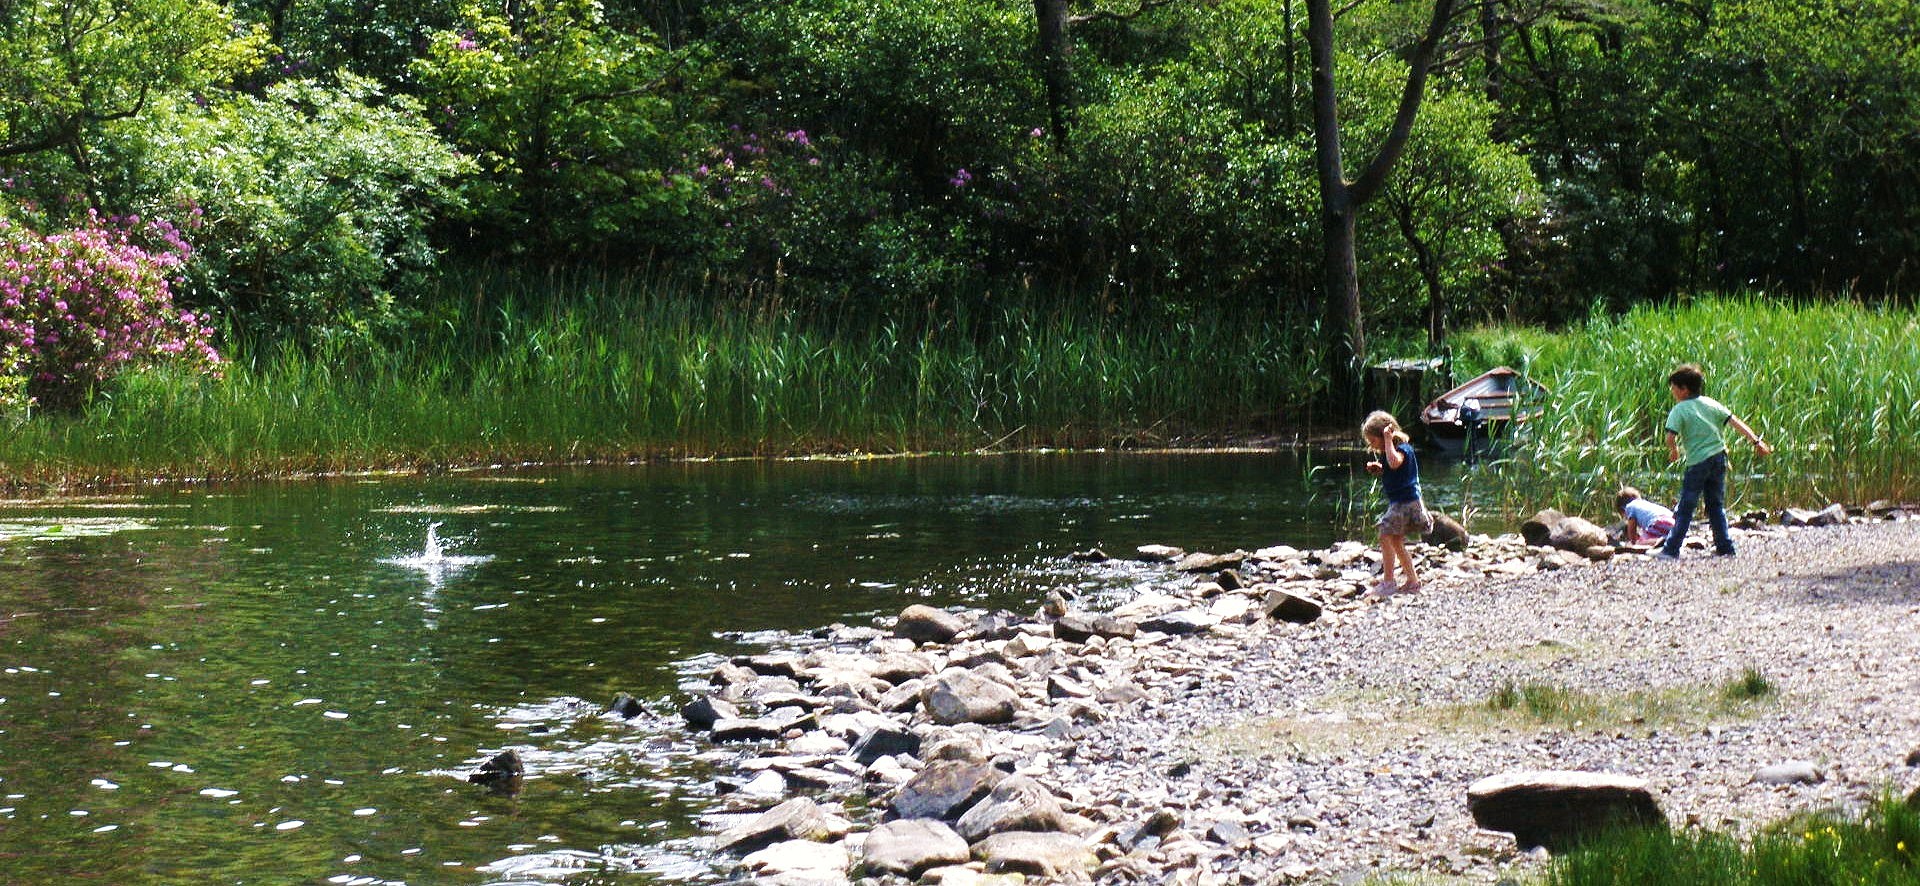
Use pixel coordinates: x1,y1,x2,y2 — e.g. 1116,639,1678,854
1362,411,1433,599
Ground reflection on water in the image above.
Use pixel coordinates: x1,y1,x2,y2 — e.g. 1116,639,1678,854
0,451,1468,884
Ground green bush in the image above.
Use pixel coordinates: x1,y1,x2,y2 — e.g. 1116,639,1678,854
412,0,718,258
95,76,472,337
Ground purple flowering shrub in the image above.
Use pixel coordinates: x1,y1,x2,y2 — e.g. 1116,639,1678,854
685,128,819,267
679,127,975,295
0,213,221,410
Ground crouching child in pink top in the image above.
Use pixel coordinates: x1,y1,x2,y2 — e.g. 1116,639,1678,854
1616,486,1675,545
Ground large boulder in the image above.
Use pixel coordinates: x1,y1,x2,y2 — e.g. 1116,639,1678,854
1051,614,1137,644
718,797,852,853
1519,510,1610,553
955,776,1069,842
921,670,1020,725
861,819,971,877
1427,512,1468,550
1262,589,1323,624
1467,771,1665,852
683,695,741,731
892,760,1005,821
972,832,1097,878
740,839,851,878
895,605,968,645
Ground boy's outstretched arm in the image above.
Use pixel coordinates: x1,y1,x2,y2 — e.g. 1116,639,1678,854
1727,415,1774,456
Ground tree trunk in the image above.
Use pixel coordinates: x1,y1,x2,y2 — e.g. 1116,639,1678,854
1322,203,1365,405
1305,0,1362,412
1479,1,1504,138
1282,0,1299,134
1304,0,1458,415
1394,201,1446,350
1034,0,1072,153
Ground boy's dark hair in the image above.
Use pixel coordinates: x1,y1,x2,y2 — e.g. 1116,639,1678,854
1668,364,1704,397
1616,487,1643,511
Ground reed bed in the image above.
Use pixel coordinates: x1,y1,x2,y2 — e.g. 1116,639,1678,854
1453,296,1920,512
1546,793,1920,885
0,267,1325,485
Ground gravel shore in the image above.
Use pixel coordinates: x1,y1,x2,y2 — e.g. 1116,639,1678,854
1063,519,1920,883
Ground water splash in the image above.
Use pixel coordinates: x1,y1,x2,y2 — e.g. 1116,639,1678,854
381,521,494,593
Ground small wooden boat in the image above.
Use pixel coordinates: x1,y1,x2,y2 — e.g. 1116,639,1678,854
1419,366,1548,454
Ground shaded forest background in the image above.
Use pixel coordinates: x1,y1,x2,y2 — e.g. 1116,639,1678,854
1,0,1916,395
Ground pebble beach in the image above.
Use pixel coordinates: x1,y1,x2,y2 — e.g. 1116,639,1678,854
576,515,1920,885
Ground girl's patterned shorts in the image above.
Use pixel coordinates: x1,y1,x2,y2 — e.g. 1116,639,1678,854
1378,500,1434,537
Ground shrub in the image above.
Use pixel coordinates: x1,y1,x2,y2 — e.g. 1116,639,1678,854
0,213,220,409
94,77,473,338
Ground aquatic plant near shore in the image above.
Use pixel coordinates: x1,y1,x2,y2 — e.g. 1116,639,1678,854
1454,296,1920,512
0,264,1325,484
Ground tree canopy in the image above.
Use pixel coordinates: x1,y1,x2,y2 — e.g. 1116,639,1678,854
0,0,1912,387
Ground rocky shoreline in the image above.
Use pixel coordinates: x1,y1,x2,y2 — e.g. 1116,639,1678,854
543,506,1920,884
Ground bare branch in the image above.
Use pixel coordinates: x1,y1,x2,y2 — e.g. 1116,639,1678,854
1350,0,1463,204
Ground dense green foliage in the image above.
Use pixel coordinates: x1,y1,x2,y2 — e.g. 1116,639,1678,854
7,0,1910,324
1453,297,1920,510
1547,794,1920,885
0,0,1915,471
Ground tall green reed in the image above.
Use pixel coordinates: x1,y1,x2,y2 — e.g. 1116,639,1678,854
1455,295,1920,512
0,265,1327,485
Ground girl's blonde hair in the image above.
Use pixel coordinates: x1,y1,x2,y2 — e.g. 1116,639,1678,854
1361,410,1410,445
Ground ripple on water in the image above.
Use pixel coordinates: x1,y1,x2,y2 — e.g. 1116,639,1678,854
477,843,712,881
0,518,153,541
374,505,569,515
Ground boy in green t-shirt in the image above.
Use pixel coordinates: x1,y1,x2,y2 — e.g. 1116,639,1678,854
1657,364,1773,559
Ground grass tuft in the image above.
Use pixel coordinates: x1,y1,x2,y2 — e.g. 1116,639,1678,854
1720,668,1775,703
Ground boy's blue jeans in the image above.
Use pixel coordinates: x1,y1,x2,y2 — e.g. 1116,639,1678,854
1662,452,1732,557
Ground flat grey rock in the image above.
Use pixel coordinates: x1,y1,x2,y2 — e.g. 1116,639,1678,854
972,831,1097,877
1753,761,1824,785
892,760,1004,821
860,819,969,877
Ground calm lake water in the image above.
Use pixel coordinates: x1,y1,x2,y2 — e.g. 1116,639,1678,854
0,452,1474,884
